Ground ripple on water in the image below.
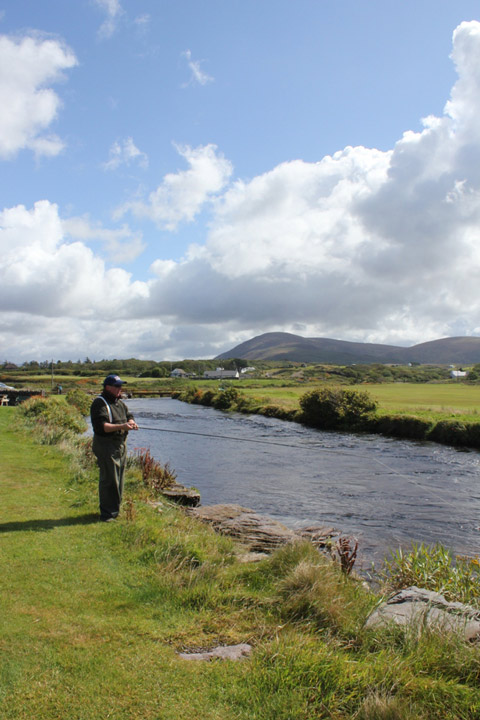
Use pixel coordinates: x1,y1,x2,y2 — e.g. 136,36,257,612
126,397,480,566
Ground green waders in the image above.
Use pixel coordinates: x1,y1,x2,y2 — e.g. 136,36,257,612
92,435,127,520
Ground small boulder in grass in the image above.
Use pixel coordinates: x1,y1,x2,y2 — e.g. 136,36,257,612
178,643,252,661
162,484,201,506
365,586,480,642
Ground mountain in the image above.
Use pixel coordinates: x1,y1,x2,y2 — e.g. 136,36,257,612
215,332,480,364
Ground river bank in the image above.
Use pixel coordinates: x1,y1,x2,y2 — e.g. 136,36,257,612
127,396,480,568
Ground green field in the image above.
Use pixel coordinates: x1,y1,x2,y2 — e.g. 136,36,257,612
237,381,480,422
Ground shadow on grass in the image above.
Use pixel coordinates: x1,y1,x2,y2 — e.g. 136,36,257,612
0,513,101,532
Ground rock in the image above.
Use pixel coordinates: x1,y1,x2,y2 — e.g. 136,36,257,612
236,551,270,563
365,586,480,642
178,643,252,661
188,503,300,552
162,484,200,507
298,525,339,548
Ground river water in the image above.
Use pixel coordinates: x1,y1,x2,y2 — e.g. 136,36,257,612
124,397,480,567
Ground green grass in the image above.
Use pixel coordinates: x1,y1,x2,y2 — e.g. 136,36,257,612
238,382,480,422
3,404,480,718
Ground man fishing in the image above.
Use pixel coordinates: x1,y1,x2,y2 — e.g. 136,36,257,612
90,374,138,522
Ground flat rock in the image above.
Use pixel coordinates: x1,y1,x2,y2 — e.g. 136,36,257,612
188,503,299,552
298,525,339,548
178,643,252,661
365,586,480,642
162,484,200,507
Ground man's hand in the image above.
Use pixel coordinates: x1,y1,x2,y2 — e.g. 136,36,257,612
126,419,138,431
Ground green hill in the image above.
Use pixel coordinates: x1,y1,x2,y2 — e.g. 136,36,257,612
216,332,480,364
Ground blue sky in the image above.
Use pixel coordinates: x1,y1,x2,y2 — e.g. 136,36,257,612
1,0,480,362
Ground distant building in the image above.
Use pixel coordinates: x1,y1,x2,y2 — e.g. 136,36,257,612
170,368,187,378
203,367,239,380
450,370,467,379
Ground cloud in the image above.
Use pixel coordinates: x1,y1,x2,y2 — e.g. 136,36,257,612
94,0,124,39
0,33,77,159
133,14,150,33
103,137,148,171
118,143,233,230
0,201,147,318
182,49,214,86
134,20,480,347
62,215,145,263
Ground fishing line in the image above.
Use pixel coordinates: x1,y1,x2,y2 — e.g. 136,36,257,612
135,423,431,489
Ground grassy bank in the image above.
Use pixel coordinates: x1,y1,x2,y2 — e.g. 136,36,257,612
2,399,480,718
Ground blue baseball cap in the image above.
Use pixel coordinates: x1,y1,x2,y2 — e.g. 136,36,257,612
103,374,127,387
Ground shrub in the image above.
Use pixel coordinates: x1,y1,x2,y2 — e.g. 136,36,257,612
299,387,377,429
427,420,469,446
372,415,433,440
66,388,91,416
19,396,87,442
177,386,198,403
465,422,480,449
198,389,216,406
212,386,239,410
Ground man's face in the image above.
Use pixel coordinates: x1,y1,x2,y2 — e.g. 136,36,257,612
105,383,122,398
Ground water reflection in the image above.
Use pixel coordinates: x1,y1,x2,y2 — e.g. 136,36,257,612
126,397,480,566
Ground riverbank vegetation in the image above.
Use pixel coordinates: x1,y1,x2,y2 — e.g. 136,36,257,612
172,383,480,450
2,396,480,718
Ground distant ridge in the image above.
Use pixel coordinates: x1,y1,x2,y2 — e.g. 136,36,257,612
215,332,480,364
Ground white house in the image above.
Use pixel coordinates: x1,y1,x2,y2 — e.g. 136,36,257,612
203,367,239,380
170,368,187,378
450,370,467,379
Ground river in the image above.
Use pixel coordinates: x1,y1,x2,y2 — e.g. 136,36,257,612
124,397,480,568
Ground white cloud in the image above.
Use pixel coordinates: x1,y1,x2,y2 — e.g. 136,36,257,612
0,34,77,159
0,201,147,318
103,137,148,171
94,0,124,39
182,49,214,86
62,215,145,263
118,143,233,230
134,14,150,33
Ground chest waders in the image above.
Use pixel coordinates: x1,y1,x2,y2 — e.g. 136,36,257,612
92,395,128,521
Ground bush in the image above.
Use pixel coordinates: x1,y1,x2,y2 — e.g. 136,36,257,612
372,415,433,440
299,387,377,429
427,419,469,446
212,386,239,410
198,389,216,406
66,388,91,416
19,396,87,442
465,422,480,449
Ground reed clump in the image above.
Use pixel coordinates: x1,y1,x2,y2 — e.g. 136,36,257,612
130,446,177,493
381,542,480,606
